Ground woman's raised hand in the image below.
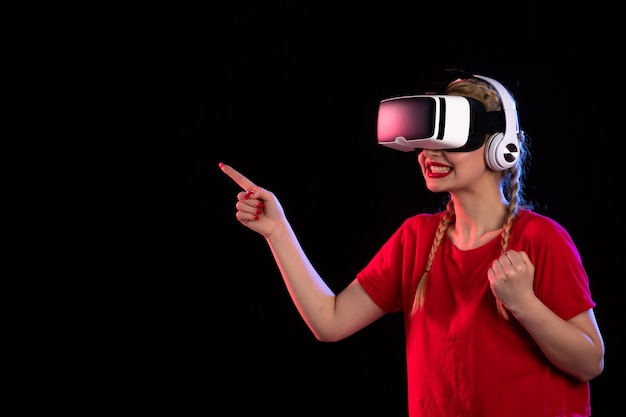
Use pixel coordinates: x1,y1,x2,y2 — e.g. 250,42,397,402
219,162,285,237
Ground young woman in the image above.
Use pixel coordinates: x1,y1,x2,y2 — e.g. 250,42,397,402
218,73,605,416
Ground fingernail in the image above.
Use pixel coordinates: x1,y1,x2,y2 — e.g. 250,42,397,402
218,162,224,168
256,202,264,209
253,214,259,220
244,191,253,200
256,208,262,215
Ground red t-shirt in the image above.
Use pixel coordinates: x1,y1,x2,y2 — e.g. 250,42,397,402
357,208,595,417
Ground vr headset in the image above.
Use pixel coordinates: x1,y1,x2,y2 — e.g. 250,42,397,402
377,73,520,167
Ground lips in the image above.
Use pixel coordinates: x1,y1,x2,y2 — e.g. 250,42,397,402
426,161,452,178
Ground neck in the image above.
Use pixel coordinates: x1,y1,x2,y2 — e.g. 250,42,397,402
447,194,509,250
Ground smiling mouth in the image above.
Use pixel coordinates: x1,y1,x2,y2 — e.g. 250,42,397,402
426,162,452,177
427,161,452,173
429,165,451,174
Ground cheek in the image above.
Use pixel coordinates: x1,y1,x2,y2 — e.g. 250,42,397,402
446,148,486,166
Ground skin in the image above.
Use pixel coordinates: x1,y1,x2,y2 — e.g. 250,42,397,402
219,143,605,382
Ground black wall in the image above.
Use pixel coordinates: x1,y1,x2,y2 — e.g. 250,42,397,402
136,3,617,415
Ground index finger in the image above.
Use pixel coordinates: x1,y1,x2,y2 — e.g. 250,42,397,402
218,162,256,192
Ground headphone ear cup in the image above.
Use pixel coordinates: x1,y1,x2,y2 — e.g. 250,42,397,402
485,133,519,171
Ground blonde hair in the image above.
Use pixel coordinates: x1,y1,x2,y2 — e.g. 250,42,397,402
410,77,530,320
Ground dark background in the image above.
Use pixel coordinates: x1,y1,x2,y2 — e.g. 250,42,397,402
134,2,617,415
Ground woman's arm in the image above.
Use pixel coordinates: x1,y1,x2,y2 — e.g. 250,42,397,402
489,249,605,381
511,300,604,382
220,163,385,341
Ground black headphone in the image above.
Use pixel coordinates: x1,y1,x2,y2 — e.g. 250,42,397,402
473,74,521,171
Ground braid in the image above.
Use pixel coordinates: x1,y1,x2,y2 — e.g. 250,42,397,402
410,200,455,317
496,132,529,319
500,166,521,252
496,178,517,319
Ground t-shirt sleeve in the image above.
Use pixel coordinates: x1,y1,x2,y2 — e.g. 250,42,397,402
356,225,406,312
357,215,435,313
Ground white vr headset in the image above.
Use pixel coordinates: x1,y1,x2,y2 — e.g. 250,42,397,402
376,73,521,170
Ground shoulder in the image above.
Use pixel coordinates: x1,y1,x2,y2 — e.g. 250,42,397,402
514,208,569,236
383,212,443,244
402,211,444,231
513,208,578,251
